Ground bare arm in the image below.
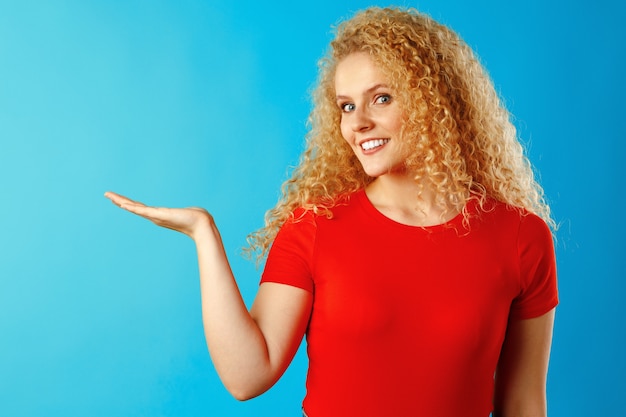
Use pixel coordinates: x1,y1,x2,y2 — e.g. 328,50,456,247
493,309,556,417
104,192,312,400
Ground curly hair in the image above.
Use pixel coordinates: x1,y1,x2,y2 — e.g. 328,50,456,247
245,6,554,261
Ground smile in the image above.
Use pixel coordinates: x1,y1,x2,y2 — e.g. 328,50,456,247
361,139,389,151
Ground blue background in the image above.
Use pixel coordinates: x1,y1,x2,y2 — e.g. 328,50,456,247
1,0,624,415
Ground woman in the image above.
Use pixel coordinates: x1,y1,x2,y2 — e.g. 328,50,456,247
105,7,558,416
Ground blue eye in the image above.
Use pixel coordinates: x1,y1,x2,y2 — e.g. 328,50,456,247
341,103,356,112
376,94,391,104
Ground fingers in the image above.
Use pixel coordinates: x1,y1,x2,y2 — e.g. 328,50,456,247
105,192,157,216
122,203,166,222
104,191,154,220
104,191,127,207
104,191,146,208
104,191,176,224
104,191,212,239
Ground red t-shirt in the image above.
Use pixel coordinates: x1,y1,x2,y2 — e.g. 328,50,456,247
261,190,558,417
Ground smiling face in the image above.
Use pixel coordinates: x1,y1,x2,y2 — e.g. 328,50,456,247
335,52,407,179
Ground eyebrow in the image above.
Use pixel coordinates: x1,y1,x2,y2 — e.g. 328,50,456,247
335,83,390,101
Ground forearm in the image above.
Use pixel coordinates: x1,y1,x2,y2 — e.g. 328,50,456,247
193,222,273,400
493,376,547,417
492,398,546,417
104,192,284,399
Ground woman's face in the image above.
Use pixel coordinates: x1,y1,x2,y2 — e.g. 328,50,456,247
335,52,407,178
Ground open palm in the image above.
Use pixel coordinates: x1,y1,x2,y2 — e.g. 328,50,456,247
104,191,212,239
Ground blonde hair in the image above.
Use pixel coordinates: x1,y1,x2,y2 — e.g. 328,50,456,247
246,6,554,260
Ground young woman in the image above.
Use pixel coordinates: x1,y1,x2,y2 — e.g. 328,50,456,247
105,7,558,416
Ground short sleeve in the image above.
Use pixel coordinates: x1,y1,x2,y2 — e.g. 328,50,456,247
510,213,559,320
260,209,316,293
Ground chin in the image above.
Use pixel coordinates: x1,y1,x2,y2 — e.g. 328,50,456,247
361,164,398,178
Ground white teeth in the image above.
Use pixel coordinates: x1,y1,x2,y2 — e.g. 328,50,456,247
361,139,389,151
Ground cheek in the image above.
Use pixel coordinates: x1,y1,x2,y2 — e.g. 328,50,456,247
390,112,405,135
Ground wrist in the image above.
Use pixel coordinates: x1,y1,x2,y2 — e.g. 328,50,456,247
191,214,221,245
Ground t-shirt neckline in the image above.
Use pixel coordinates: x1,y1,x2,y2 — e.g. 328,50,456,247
354,188,468,233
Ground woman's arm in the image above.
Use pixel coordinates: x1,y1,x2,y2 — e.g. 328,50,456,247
493,308,556,417
104,192,312,400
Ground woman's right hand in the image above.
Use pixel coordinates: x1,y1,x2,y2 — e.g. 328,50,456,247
104,191,312,400
104,191,213,240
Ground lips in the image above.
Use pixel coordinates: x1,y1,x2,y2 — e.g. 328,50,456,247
360,138,390,151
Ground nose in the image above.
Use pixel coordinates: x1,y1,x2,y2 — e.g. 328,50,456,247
351,106,374,132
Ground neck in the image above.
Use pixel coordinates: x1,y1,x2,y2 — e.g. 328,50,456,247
365,174,459,227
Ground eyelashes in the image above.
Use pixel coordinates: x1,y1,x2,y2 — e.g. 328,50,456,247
341,103,356,112
375,94,391,104
338,94,392,113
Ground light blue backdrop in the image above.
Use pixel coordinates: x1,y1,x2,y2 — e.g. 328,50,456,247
1,0,623,415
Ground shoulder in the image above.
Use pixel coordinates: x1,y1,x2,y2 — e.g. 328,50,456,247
475,199,550,234
468,199,554,256
485,200,552,244
287,191,360,225
276,207,318,244
477,200,558,319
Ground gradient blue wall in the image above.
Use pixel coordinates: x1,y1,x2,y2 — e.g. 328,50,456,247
0,0,623,415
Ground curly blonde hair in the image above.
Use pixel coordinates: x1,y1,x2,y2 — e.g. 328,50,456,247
246,6,554,260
